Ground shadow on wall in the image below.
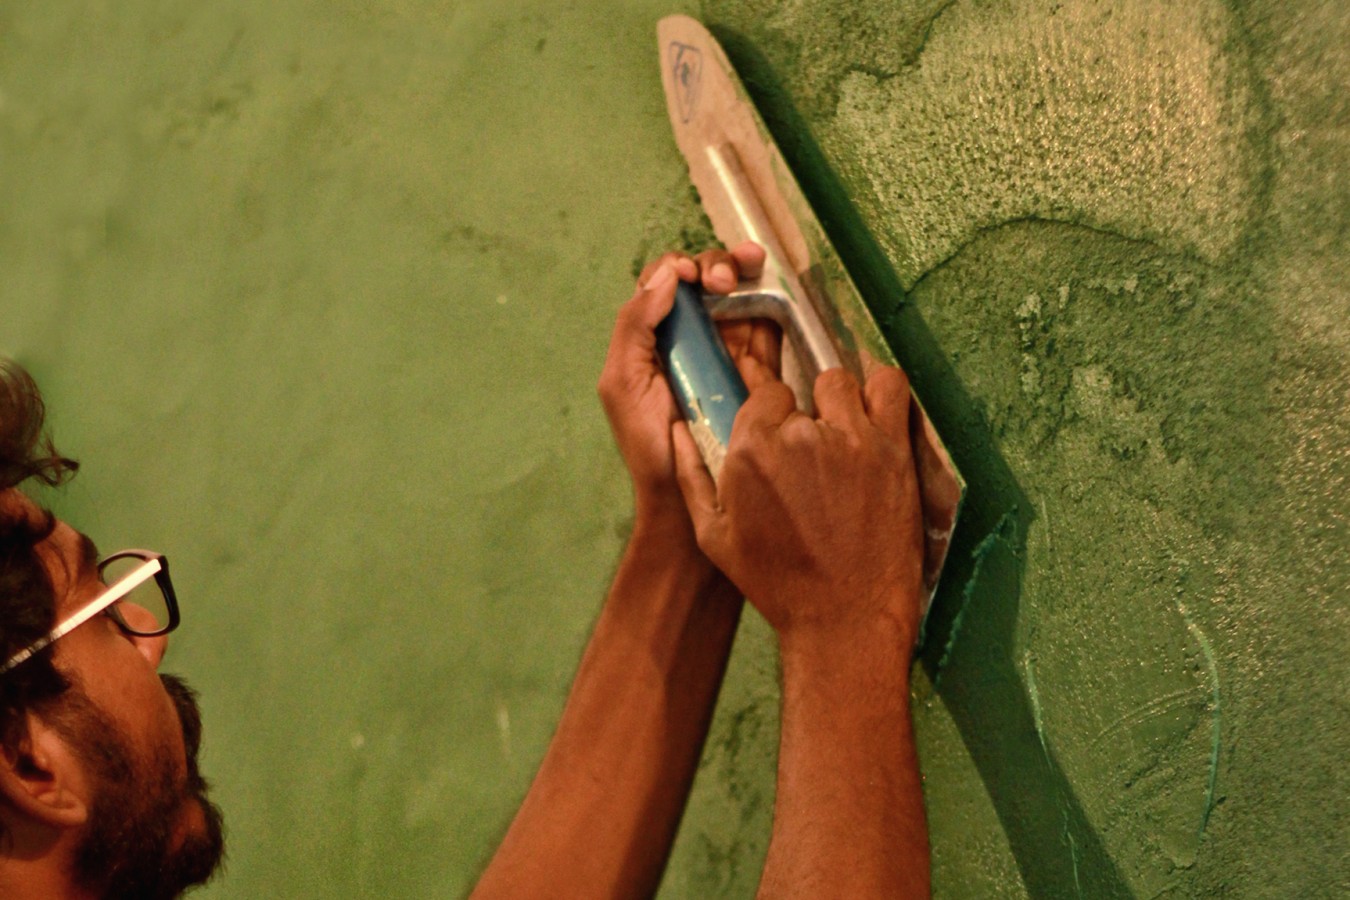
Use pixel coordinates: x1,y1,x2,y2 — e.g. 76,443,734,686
713,29,1134,898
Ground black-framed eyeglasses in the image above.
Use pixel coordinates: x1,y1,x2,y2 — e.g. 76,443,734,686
1,549,180,674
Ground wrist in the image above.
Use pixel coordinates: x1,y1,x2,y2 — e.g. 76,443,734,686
774,571,922,651
632,481,691,526
778,608,917,688
625,498,722,586
603,504,743,659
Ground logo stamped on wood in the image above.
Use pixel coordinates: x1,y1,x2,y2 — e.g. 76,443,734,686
668,42,702,123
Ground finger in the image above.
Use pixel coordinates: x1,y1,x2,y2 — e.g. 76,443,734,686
638,252,698,286
672,420,727,548
748,319,782,377
717,320,783,398
637,252,696,285
813,368,870,435
598,264,679,408
735,353,777,391
729,240,766,279
717,318,781,373
863,364,912,447
717,319,752,358
621,261,679,332
716,321,764,387
730,380,797,446
693,248,739,294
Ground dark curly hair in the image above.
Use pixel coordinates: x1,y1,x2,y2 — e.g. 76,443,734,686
0,359,80,751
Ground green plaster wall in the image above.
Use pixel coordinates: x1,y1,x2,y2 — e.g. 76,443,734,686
2,1,1345,897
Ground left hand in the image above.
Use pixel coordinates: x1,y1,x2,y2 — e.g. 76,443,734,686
598,241,778,516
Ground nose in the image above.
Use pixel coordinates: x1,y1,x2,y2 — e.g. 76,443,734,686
131,631,170,668
117,601,171,667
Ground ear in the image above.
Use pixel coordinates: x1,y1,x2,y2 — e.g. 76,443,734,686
0,714,89,829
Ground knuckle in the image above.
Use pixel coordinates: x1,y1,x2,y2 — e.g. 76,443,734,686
639,252,686,284
818,367,859,396
781,413,818,444
868,364,907,396
614,295,653,331
596,361,632,406
661,251,691,272
763,381,796,408
615,293,641,320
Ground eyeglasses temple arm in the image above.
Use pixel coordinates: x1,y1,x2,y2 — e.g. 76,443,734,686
1,558,162,674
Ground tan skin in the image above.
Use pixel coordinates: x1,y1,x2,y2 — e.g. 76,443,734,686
473,242,776,899
0,493,205,899
478,242,929,898
596,241,778,513
673,364,930,898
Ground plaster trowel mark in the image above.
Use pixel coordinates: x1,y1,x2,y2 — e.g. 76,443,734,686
933,510,1018,686
1024,653,1051,760
1026,655,1084,898
1177,600,1222,836
1084,688,1202,755
669,42,702,123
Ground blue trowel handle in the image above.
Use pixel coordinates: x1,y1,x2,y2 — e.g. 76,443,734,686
655,280,749,480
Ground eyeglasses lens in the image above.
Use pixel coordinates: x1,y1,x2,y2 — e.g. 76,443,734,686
99,556,171,635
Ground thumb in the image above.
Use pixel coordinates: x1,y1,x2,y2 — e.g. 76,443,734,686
671,420,727,553
603,262,678,378
631,261,679,329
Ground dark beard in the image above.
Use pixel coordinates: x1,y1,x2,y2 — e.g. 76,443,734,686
55,674,225,899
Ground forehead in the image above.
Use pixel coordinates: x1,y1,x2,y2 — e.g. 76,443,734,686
0,487,38,523
0,489,98,610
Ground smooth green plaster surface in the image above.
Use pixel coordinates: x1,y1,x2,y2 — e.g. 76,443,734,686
2,1,1346,897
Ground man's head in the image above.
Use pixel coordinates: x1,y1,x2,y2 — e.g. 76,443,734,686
0,361,224,898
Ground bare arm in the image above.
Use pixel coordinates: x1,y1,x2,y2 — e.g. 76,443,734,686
674,364,931,898
767,616,927,897
473,243,774,899
470,509,742,899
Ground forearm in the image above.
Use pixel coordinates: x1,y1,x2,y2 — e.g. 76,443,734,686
758,611,930,899
474,507,743,899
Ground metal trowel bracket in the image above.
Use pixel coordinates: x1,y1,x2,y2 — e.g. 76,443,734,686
698,142,848,412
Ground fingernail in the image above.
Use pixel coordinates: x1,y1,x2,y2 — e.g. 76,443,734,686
647,263,675,291
711,262,734,284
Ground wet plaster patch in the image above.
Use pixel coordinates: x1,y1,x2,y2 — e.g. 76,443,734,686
902,216,1281,895
707,0,1266,264
824,0,1258,286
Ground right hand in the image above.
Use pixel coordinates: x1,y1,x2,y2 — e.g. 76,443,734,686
671,364,925,646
